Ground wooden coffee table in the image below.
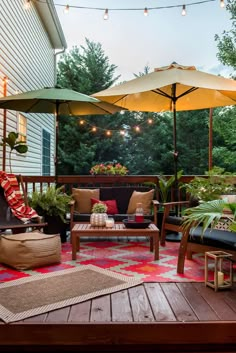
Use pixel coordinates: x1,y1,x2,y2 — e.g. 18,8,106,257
71,223,159,261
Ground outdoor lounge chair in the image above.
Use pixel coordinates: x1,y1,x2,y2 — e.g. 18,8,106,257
160,201,190,245
177,225,236,274
0,173,46,233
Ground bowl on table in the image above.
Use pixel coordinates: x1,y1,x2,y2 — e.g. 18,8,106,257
122,219,152,229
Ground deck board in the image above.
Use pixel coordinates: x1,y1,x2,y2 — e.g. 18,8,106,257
1,283,236,352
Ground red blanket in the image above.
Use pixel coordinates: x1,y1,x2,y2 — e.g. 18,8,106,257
0,171,38,223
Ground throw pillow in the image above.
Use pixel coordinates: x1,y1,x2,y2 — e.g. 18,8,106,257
91,198,118,215
72,188,100,213
127,189,154,214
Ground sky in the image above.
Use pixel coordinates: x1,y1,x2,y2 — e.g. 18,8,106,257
54,0,232,82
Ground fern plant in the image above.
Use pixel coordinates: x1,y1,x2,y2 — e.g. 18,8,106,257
28,186,72,222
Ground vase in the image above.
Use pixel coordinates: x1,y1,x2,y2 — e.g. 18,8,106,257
90,213,107,226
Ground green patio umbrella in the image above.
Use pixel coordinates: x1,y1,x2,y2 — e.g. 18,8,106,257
0,86,121,174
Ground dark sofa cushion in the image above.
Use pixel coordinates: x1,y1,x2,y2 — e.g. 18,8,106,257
189,226,236,250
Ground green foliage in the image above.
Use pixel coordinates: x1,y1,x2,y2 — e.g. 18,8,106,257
158,170,183,203
182,167,236,202
215,0,236,70
91,202,107,213
182,199,236,234
28,186,72,222
1,131,28,173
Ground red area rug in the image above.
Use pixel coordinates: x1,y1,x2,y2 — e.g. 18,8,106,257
0,240,216,283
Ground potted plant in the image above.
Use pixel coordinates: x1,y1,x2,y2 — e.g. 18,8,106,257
181,167,236,203
1,131,28,173
28,185,72,242
90,202,108,226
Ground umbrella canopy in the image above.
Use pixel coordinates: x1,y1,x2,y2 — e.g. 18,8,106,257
0,86,121,115
0,86,121,175
93,63,236,193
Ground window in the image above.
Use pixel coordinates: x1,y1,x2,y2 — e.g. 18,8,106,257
42,129,51,176
18,114,27,142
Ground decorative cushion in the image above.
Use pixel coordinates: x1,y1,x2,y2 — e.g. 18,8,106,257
72,188,99,213
0,231,61,270
126,189,154,214
91,198,118,215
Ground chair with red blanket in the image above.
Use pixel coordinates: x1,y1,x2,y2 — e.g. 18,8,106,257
0,171,47,233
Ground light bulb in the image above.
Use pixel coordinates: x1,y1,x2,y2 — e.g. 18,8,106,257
148,118,153,124
92,126,97,132
220,0,225,8
182,5,186,16
106,130,111,136
64,5,70,14
144,7,148,16
120,130,125,135
24,0,30,10
135,126,140,132
104,9,109,20
79,119,85,125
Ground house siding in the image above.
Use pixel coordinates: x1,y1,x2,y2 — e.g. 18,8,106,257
0,0,65,176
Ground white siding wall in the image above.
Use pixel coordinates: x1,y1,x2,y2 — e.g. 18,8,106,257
0,0,56,175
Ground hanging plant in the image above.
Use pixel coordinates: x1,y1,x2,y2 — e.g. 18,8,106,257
1,132,28,173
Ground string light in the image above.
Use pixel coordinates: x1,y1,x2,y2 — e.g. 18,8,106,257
182,4,186,15
220,0,225,8
64,4,70,14
144,7,148,16
73,115,157,137
32,0,222,18
103,9,109,20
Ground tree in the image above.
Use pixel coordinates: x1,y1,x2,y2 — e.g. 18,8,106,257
215,0,236,71
56,39,121,175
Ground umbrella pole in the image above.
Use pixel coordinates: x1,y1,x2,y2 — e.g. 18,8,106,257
172,85,179,204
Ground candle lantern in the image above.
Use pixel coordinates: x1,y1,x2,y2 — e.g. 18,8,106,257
205,251,233,291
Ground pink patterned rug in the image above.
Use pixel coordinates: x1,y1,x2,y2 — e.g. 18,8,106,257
0,240,219,283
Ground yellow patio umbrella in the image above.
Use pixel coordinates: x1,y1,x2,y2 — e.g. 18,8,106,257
93,62,236,192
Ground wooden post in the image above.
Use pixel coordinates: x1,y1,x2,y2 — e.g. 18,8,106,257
2,76,7,171
208,108,213,171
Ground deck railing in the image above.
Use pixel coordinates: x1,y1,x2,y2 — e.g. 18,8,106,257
20,174,236,203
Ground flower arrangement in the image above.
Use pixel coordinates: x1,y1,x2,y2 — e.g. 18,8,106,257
90,163,128,176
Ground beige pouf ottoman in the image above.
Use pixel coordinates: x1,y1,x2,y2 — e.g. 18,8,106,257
0,231,61,270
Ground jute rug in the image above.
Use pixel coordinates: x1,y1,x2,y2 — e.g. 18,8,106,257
0,264,141,323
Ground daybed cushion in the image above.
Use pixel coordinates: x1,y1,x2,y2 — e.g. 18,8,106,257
127,189,155,214
189,226,236,250
0,231,61,270
72,188,99,213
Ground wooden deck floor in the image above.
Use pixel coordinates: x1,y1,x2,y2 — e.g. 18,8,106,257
1,282,236,352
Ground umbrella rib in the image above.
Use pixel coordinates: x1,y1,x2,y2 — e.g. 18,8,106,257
153,86,198,101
